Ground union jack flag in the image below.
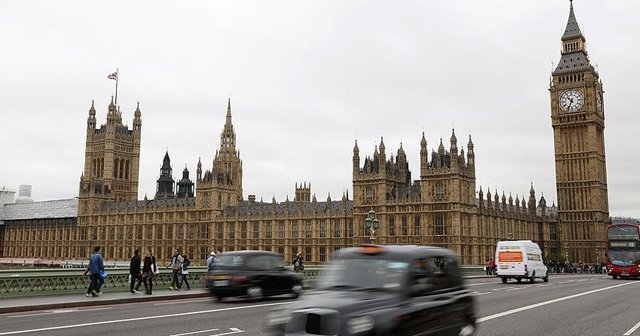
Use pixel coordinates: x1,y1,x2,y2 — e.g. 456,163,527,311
108,72,117,80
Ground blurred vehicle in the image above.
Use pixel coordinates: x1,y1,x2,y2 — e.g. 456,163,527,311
267,245,476,336
206,250,303,301
495,240,548,284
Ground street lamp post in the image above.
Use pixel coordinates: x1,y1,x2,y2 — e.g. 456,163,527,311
364,209,379,242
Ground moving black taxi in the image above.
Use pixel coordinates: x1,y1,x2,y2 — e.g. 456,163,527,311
207,250,304,301
267,245,476,335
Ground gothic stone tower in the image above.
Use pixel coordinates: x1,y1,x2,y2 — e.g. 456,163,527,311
550,1,609,263
420,130,476,253
196,99,243,212
155,150,175,199
79,98,141,212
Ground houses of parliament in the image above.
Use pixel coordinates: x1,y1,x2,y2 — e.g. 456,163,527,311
0,2,609,265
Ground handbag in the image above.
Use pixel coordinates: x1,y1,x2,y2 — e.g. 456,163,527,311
153,263,160,275
99,270,108,279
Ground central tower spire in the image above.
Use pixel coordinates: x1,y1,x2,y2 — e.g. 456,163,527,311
220,97,236,153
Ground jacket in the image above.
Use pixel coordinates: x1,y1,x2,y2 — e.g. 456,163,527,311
130,254,141,275
89,252,104,275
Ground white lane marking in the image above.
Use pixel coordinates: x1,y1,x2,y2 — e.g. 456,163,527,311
7,307,113,318
208,329,244,336
168,328,219,336
154,298,210,306
0,302,290,335
477,281,639,323
471,292,491,296
466,282,499,287
623,321,640,336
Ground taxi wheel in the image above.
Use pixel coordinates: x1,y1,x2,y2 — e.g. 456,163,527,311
530,272,535,283
543,272,549,282
248,286,263,301
459,324,475,336
501,277,507,284
214,294,225,302
516,278,522,283
613,275,618,279
291,284,303,298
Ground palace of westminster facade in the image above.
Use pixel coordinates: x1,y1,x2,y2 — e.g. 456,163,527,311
0,2,609,265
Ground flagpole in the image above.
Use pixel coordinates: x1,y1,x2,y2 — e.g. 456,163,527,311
114,68,119,106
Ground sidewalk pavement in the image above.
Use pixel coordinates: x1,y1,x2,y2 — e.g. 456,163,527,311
0,288,211,314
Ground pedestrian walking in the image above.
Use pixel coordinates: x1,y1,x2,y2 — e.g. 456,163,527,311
488,258,496,276
168,248,183,290
178,255,191,291
142,249,157,295
129,249,142,294
293,252,304,273
87,246,105,297
206,251,216,270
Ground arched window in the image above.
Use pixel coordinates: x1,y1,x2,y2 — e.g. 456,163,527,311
114,158,119,178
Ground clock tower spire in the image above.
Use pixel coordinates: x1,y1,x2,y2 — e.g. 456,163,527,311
550,0,609,264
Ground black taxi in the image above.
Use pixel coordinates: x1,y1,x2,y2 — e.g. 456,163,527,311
207,250,304,301
266,245,476,335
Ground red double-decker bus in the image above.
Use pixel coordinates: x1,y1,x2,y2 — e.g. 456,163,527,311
606,223,640,279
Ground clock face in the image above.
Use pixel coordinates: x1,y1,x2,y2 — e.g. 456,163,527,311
559,90,584,112
596,91,603,113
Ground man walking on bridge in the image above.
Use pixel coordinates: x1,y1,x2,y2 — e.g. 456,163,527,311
87,246,105,297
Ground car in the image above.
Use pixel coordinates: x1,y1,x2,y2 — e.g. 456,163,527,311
495,240,548,284
206,250,304,301
266,245,476,336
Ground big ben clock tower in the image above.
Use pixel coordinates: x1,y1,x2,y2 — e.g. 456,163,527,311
550,0,609,263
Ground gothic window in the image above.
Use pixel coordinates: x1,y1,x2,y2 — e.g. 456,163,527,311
400,216,408,236
319,246,327,262
188,224,196,240
200,224,208,239
389,217,396,236
252,222,259,239
414,215,421,236
365,186,373,203
291,221,299,239
228,223,236,239
266,221,272,239
177,224,184,240
319,220,327,238
241,222,247,239
278,221,285,239
333,220,342,238
216,223,223,239
434,213,446,236
305,247,312,263
305,220,313,238
435,182,445,199
157,225,163,239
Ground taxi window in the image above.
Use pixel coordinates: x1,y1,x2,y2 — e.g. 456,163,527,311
216,255,245,268
412,255,462,292
246,255,280,270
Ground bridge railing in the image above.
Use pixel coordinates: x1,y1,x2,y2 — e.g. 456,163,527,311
0,265,486,298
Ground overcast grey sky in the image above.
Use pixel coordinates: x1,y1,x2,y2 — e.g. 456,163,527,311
0,0,637,217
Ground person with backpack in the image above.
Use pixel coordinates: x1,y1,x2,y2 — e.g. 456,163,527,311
142,248,157,295
178,255,191,291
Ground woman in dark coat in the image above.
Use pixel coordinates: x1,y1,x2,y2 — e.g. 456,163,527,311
142,249,157,295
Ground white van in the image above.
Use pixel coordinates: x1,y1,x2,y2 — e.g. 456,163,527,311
495,240,548,284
